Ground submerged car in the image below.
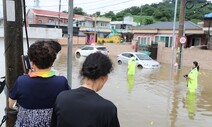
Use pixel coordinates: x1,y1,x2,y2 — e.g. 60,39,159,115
75,45,109,58
117,52,160,69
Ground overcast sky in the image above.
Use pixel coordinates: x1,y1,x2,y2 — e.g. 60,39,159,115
0,0,162,17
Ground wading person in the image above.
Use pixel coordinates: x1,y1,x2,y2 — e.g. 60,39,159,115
51,52,120,127
184,61,199,93
9,40,70,127
128,54,136,76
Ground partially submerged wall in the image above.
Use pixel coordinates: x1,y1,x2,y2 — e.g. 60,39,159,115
157,42,212,70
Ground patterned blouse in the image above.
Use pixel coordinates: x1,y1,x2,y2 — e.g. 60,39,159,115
15,106,53,127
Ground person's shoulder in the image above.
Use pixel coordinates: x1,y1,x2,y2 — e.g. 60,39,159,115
16,74,30,81
97,95,117,108
52,76,67,80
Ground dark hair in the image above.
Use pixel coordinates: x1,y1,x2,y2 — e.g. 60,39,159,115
130,54,134,57
47,40,61,54
80,52,113,80
28,40,56,69
193,61,199,71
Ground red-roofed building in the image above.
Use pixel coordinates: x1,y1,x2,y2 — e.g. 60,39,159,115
27,8,83,26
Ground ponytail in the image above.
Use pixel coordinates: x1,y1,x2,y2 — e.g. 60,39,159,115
193,61,199,71
197,65,199,71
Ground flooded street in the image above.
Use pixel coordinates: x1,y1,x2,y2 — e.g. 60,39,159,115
1,45,212,127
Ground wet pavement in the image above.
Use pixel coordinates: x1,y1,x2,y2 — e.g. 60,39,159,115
1,45,212,127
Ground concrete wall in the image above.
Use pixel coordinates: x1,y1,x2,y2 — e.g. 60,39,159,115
157,42,212,70
103,43,134,57
58,36,86,45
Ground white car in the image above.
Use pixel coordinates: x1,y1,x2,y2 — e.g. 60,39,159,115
75,45,109,58
117,52,160,69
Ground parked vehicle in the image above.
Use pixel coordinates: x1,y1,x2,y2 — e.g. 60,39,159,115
117,52,160,69
75,45,109,58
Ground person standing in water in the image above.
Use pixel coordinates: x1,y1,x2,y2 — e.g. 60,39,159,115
184,61,199,93
128,54,136,76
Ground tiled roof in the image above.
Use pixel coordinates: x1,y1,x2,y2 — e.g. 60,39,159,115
31,8,83,19
133,21,202,30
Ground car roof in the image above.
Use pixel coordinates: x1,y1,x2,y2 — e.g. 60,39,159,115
121,52,146,55
84,45,106,48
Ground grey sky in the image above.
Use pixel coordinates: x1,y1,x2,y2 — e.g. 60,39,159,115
26,0,162,14
0,0,162,17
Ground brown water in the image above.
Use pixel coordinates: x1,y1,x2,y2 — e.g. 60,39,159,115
53,46,212,127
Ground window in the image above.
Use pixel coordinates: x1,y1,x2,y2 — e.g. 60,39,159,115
122,53,131,58
81,22,86,26
137,36,151,45
191,38,201,46
82,46,94,50
136,54,152,60
96,47,107,51
100,22,108,27
154,35,173,47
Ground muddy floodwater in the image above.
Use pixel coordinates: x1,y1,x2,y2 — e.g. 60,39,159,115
1,46,212,127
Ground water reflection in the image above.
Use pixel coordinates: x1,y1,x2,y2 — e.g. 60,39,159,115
185,91,196,120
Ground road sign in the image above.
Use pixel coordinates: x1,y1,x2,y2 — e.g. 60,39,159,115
179,36,187,44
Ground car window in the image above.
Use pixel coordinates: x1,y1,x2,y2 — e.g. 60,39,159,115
136,54,152,60
96,47,107,51
122,53,131,58
81,47,89,50
87,47,94,50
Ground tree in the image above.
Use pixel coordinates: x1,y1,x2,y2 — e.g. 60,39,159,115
103,11,116,21
143,17,154,25
62,10,68,13
95,11,101,17
73,7,86,15
116,11,125,21
141,4,155,16
153,5,172,21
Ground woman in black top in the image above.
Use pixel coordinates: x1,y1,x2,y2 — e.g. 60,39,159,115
51,52,120,127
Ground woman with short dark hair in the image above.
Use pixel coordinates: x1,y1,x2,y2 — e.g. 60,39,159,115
9,40,70,127
51,52,120,127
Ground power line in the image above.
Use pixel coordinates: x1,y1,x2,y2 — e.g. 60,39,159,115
84,0,137,11
26,0,125,8
74,0,116,6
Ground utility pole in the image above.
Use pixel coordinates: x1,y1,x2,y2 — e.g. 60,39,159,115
67,0,73,88
94,14,97,43
176,0,186,69
3,0,23,127
58,0,61,28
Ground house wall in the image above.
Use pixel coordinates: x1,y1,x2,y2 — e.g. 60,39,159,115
133,33,155,42
157,42,212,70
31,15,68,24
133,33,207,48
83,21,93,27
96,22,110,28
186,34,207,47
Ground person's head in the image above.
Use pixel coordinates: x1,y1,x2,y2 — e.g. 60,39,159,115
80,52,113,88
46,40,61,54
28,40,56,69
193,61,199,71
